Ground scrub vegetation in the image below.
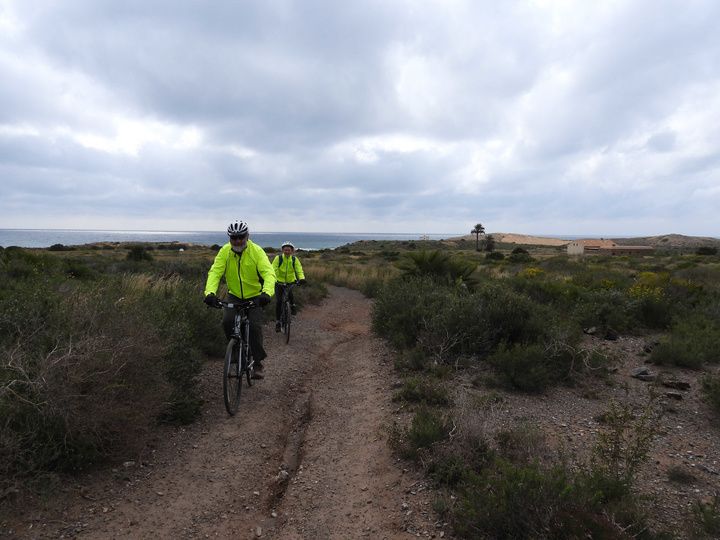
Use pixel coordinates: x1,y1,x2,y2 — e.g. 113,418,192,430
307,239,720,538
2,237,720,537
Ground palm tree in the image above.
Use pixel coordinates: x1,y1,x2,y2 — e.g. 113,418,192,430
471,223,485,251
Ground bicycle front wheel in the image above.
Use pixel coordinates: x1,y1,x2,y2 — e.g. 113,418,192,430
243,337,254,387
283,300,292,343
223,338,242,415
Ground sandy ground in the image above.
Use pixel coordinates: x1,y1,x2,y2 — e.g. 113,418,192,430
1,286,448,539
450,233,570,246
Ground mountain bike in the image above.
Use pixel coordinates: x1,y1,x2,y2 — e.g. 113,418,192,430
214,299,256,415
278,281,298,344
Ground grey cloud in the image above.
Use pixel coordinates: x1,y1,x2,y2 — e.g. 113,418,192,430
2,0,720,236
646,131,676,152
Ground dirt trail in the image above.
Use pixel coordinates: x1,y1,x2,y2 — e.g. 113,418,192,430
2,286,448,539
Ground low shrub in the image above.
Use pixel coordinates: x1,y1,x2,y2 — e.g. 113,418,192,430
667,465,697,484
575,289,632,333
453,459,571,539
627,282,672,329
392,377,450,406
507,251,534,264
49,244,75,251
397,249,480,289
371,278,447,349
692,496,720,537
0,269,212,486
488,344,550,392
387,405,452,461
651,314,720,368
477,284,556,348
126,245,153,262
700,372,720,412
485,251,504,261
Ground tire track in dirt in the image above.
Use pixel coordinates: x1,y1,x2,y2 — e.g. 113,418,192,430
2,286,449,539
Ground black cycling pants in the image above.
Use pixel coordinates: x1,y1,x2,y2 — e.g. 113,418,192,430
274,282,295,320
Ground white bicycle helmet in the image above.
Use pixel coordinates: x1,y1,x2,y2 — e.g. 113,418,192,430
227,220,249,236
281,241,295,250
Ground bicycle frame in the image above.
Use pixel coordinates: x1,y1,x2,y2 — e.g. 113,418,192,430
216,299,255,415
278,282,298,344
280,281,298,303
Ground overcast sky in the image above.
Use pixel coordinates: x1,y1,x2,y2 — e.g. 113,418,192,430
1,1,719,237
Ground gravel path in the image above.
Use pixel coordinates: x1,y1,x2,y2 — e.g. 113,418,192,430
2,286,449,539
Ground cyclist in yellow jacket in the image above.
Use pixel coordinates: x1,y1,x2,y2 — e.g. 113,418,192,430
204,220,276,378
272,241,306,332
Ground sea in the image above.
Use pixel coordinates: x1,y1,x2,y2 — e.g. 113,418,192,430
0,229,462,251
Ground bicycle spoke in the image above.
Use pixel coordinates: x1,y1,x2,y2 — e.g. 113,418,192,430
284,300,291,343
223,339,242,415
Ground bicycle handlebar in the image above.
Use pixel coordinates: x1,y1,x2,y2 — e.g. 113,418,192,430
212,299,256,310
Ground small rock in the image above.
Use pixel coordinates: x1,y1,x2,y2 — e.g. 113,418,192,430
604,327,620,341
631,367,656,381
663,381,691,391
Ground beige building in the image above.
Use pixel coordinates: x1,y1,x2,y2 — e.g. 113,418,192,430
567,239,617,256
568,239,653,257
597,246,654,256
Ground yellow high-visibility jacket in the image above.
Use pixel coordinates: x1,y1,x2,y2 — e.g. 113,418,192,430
272,253,305,284
204,240,276,299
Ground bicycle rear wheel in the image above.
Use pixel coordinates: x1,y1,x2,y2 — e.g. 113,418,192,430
283,300,292,343
223,338,242,415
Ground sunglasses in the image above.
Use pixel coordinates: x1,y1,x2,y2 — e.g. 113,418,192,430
229,235,247,241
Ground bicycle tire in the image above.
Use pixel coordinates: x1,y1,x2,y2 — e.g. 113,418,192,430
283,299,292,343
223,338,242,415
243,334,254,387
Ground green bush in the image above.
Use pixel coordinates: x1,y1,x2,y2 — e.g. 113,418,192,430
453,460,570,539
387,406,452,461
507,271,581,310
392,377,450,405
485,251,504,261
397,249,479,289
573,289,633,333
507,251,534,263
371,278,447,349
667,465,697,484
701,372,720,412
126,245,153,262
627,282,673,329
394,345,430,371
488,344,550,392
0,268,212,485
49,244,75,251
652,314,720,368
692,496,720,537
696,246,718,256
478,284,556,348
